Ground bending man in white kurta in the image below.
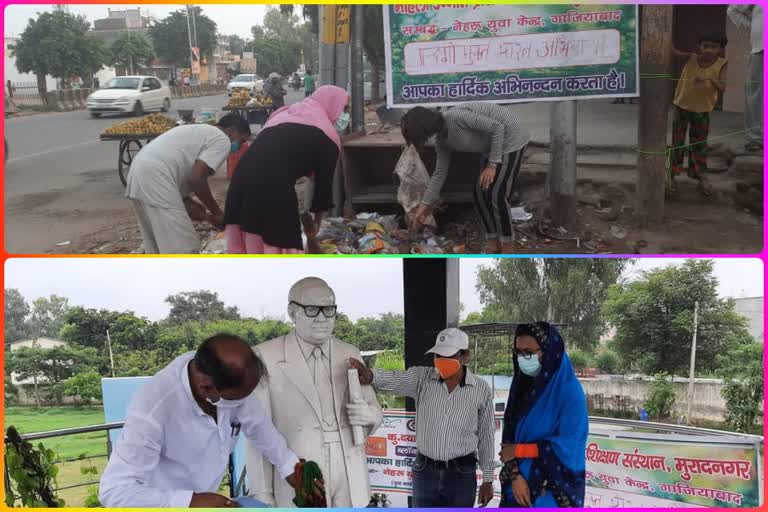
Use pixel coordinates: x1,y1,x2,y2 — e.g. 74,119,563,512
245,277,383,507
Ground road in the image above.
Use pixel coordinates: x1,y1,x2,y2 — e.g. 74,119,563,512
4,90,305,254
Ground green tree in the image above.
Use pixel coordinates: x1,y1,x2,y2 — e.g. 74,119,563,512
603,260,752,375
251,8,318,76
62,370,103,403
149,7,217,67
363,5,385,102
476,259,630,351
110,33,154,75
351,313,404,351
28,295,70,339
644,374,676,419
5,288,31,343
717,343,763,434
165,291,240,324
6,346,99,405
595,349,621,374
11,9,107,95
568,349,591,372
228,35,246,56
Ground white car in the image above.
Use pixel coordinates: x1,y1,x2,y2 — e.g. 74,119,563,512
227,74,264,96
87,76,171,118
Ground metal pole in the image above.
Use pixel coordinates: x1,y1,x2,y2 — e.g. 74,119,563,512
185,5,195,78
636,5,673,226
686,301,699,424
319,5,336,86
549,100,577,230
106,329,116,378
350,5,365,133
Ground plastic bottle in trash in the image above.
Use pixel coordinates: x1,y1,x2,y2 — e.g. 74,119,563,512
640,408,649,422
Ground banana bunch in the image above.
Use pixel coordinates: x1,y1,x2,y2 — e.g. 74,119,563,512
227,90,251,107
103,114,177,136
251,91,273,107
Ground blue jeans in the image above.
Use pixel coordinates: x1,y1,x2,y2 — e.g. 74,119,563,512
412,454,478,508
234,496,269,508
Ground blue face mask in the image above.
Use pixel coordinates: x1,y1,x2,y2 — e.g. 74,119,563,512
335,111,351,134
230,140,240,154
517,355,542,377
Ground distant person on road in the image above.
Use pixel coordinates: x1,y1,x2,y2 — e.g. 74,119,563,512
670,34,729,196
727,5,763,153
499,322,588,508
224,85,349,254
126,114,250,254
303,69,316,98
99,334,312,508
265,72,287,109
400,103,531,254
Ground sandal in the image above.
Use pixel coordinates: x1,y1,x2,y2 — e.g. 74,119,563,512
484,240,502,254
745,142,763,153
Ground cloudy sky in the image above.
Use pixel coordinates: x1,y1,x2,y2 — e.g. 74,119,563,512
4,258,762,322
4,4,270,39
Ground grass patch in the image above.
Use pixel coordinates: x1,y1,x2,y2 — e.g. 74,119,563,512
5,407,109,507
5,406,107,460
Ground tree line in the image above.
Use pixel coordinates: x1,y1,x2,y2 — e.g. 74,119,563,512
4,289,404,406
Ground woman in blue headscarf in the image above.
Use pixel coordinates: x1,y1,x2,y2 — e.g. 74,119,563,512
499,322,588,508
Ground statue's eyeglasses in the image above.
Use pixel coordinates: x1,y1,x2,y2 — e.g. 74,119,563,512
290,301,337,318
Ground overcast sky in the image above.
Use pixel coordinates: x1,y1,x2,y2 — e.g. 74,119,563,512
4,258,762,322
4,4,270,39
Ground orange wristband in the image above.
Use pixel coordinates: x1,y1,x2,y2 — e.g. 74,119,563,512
513,443,539,458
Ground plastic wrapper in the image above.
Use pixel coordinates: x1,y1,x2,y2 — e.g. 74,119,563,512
393,145,437,229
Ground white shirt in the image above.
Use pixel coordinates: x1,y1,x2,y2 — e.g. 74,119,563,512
125,124,230,210
99,352,299,508
728,5,763,53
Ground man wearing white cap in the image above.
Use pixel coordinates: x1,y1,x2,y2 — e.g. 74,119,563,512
350,327,496,508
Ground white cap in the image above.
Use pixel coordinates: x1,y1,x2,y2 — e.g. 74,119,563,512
425,328,469,357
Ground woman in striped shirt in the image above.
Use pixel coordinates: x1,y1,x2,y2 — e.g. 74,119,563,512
401,103,530,254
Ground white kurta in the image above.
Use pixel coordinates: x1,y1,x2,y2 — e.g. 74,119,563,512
245,332,383,507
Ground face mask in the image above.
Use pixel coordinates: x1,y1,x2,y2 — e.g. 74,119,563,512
230,140,240,154
335,112,351,134
434,358,462,379
206,388,247,409
517,356,542,377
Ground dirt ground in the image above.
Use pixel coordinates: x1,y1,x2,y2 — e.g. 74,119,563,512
49,156,762,255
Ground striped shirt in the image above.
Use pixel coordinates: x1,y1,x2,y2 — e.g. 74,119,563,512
373,366,496,482
423,102,531,205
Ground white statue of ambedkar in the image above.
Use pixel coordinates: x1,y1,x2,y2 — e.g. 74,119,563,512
245,277,383,507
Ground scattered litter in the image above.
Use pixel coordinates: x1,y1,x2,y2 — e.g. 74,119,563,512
56,241,71,246
557,226,568,235
509,206,533,223
610,225,628,239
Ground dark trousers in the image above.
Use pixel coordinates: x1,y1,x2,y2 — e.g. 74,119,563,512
473,146,527,242
412,454,477,508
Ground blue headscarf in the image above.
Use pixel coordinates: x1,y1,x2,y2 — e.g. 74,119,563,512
501,322,588,508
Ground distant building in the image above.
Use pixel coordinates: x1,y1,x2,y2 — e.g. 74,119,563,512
733,296,763,342
6,337,68,385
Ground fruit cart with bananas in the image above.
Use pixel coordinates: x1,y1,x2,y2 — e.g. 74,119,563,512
223,90,274,126
99,113,178,186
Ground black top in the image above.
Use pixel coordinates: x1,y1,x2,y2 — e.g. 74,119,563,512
224,123,339,250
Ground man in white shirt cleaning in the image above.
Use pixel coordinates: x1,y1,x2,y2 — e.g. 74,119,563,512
126,113,251,254
99,334,321,508
728,4,763,152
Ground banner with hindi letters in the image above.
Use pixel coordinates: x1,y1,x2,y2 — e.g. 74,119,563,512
383,4,639,107
585,437,760,508
365,411,761,508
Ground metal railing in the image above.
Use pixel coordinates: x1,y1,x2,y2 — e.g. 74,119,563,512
589,415,765,440
4,422,125,506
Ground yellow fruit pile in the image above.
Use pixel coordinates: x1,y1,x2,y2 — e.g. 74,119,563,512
251,92,272,107
227,90,251,107
103,114,177,136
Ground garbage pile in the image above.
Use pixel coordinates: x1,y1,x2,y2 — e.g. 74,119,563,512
316,213,463,255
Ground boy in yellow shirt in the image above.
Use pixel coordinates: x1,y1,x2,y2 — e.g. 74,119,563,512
671,34,728,195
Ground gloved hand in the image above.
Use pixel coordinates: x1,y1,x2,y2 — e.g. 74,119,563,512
346,398,376,427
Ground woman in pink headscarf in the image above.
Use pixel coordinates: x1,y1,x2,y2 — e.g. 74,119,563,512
224,85,349,254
